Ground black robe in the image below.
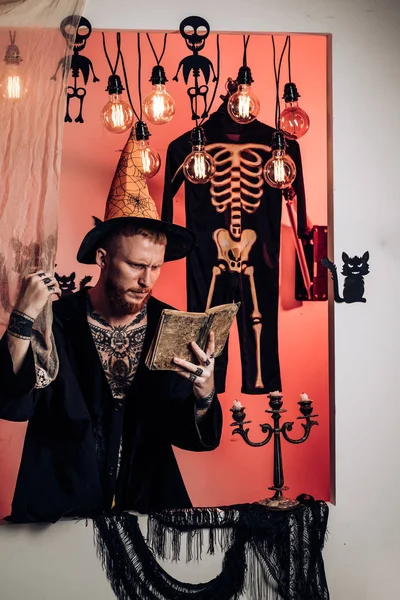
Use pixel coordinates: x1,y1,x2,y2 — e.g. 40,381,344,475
0,291,222,523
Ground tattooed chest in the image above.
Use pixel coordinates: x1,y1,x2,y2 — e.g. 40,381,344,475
89,322,147,400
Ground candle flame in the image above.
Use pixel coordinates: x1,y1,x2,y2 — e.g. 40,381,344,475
232,399,244,411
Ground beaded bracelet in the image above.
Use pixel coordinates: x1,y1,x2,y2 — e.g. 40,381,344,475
7,309,34,340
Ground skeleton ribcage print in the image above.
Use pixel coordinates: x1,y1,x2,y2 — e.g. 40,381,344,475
204,143,272,389
207,143,267,237
205,143,270,276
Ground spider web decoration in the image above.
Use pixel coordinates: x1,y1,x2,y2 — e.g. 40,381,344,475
105,130,160,221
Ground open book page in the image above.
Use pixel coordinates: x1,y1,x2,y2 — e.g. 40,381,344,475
146,303,240,372
146,310,207,372
206,303,240,357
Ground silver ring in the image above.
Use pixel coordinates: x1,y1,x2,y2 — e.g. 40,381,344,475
195,367,203,376
203,358,211,366
189,373,197,382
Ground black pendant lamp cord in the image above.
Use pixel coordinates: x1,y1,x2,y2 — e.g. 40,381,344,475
272,35,290,130
288,35,292,83
146,32,168,66
137,32,143,121
102,31,121,75
118,35,140,121
199,34,221,127
242,34,250,67
102,31,140,121
195,96,199,128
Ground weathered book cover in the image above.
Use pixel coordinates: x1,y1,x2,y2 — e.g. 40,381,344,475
146,303,240,372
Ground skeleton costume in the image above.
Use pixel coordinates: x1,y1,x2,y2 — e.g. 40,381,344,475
162,105,307,394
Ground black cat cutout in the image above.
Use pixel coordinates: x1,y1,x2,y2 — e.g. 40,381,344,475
55,272,92,296
321,252,370,303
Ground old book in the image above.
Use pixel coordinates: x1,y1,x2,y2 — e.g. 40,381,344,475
146,303,240,372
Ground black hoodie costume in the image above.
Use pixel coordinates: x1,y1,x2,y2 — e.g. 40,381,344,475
162,108,307,394
0,290,222,523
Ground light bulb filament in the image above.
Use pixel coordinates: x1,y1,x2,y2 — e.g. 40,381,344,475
273,158,285,183
140,149,151,173
280,98,310,140
143,83,175,125
183,142,215,185
193,153,207,179
289,109,299,130
111,102,126,128
7,76,21,99
152,95,166,121
238,94,251,118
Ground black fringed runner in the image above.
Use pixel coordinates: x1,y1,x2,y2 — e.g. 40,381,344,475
93,511,247,600
92,496,330,600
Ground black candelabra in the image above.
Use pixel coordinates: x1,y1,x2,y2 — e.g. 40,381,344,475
230,392,318,510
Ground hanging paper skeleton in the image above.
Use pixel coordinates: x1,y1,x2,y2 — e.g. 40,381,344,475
51,16,99,123
173,16,217,120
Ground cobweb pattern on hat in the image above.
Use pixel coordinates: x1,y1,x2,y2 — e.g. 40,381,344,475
105,131,160,221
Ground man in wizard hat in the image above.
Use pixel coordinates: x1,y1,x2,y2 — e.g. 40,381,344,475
0,130,222,523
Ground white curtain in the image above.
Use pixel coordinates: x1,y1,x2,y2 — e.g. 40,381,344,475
0,0,85,518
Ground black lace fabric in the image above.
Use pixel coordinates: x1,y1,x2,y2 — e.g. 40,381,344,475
92,496,329,600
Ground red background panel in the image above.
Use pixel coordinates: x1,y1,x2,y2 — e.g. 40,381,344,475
0,31,329,517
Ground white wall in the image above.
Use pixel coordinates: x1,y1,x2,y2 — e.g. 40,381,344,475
0,515,280,600
1,1,400,599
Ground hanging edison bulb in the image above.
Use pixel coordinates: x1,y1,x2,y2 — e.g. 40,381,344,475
183,127,216,185
101,75,134,133
0,32,27,100
280,83,310,140
133,120,161,179
264,131,297,189
143,65,175,125
227,66,260,125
